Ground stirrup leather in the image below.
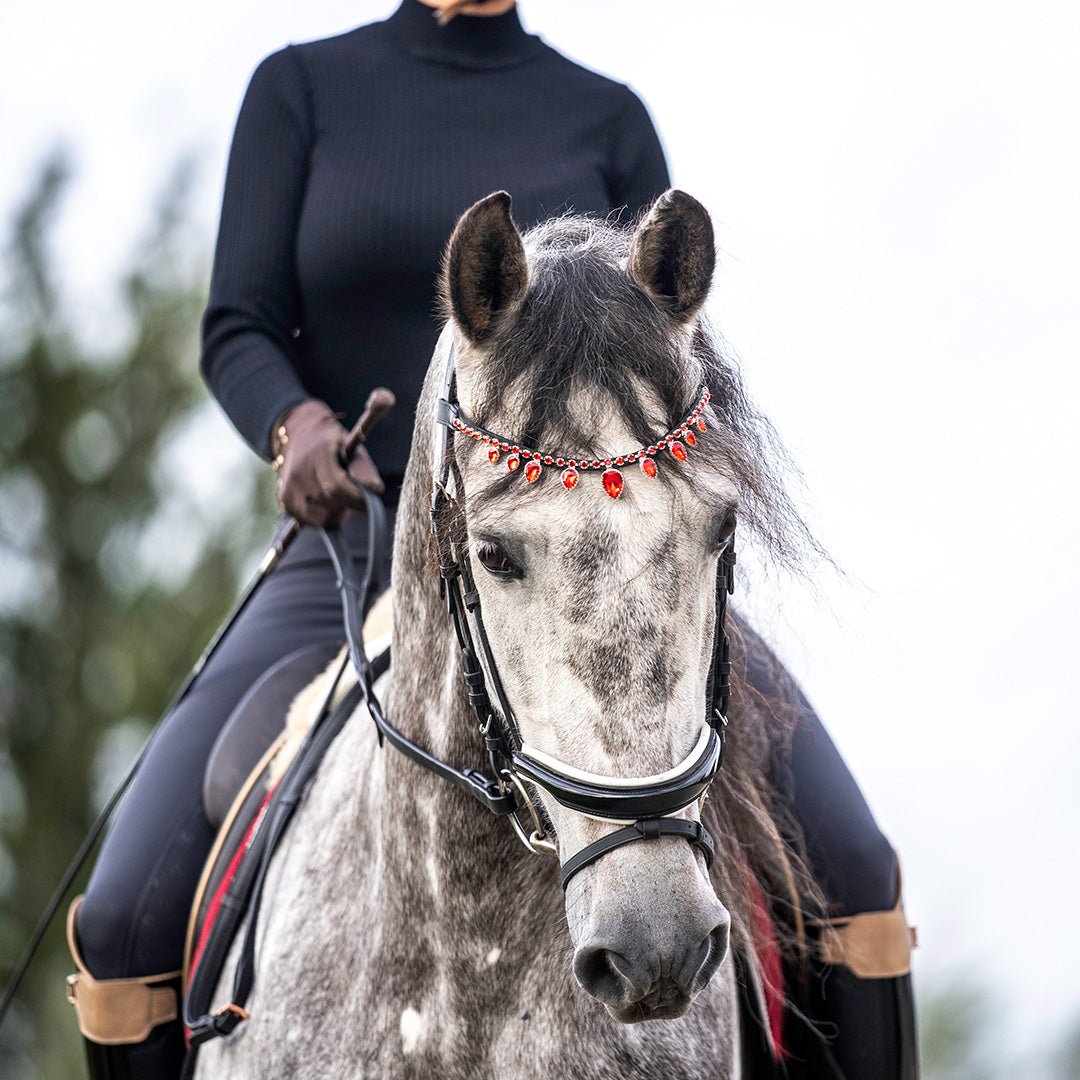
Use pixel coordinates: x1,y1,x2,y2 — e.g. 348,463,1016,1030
65,896,181,1045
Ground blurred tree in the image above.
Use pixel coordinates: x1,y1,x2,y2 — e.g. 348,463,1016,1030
0,153,274,1078
919,977,999,1080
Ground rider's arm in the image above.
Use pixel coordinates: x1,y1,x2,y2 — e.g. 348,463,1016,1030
603,86,671,221
200,46,314,461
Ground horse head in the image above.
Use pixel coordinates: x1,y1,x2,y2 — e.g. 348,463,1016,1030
437,190,741,1023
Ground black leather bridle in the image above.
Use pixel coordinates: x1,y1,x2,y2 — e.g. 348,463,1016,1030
426,341,736,890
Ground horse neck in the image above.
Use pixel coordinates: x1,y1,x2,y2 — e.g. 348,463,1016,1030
380,384,554,923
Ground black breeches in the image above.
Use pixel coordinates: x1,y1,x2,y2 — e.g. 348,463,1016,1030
77,512,894,980
781,706,899,915
749,654,900,917
76,514,392,980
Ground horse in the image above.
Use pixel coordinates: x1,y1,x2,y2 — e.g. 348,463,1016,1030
193,189,821,1079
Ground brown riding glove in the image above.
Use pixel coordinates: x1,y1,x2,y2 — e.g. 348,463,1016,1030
271,399,384,527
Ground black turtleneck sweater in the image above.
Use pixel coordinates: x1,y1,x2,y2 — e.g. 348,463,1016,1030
200,0,670,480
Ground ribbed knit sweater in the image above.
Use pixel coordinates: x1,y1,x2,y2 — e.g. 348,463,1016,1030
200,0,670,481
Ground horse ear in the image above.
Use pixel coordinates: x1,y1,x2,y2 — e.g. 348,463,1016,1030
443,191,528,344
628,190,715,323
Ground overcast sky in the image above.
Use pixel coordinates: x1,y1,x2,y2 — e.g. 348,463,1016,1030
4,0,1079,1064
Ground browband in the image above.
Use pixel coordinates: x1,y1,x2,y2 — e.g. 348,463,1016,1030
439,386,711,498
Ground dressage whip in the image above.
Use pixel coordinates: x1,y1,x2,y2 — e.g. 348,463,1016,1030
0,387,395,1030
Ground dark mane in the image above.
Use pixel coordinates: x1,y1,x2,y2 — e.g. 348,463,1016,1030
474,214,826,577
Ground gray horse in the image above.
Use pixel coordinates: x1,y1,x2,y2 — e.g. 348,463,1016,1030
196,190,818,1079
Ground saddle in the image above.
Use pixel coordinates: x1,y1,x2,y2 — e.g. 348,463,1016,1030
181,589,392,1043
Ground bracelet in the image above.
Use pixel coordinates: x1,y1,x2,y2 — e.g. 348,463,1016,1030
270,420,289,472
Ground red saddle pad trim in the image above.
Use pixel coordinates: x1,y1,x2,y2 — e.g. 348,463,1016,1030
184,783,277,1041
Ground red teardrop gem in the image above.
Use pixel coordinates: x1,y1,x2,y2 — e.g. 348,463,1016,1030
640,457,658,478
697,418,707,433
525,460,542,483
488,448,500,465
602,468,624,499
506,454,521,472
670,441,687,462
561,466,579,490
685,431,697,447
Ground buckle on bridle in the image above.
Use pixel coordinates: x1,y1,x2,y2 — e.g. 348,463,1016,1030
500,770,558,858
187,1002,251,1047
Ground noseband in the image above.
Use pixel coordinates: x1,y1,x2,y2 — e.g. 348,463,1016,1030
425,342,736,890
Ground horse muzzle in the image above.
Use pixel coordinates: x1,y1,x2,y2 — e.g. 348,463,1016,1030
573,898,731,1022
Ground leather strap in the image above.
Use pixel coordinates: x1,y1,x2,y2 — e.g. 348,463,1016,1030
65,897,180,1045
512,728,722,821
320,522,516,816
559,818,716,891
182,729,290,987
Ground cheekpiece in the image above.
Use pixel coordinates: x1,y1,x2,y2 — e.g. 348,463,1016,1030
449,386,711,499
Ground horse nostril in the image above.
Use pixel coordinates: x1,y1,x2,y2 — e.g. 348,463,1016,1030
684,918,730,995
573,946,646,1006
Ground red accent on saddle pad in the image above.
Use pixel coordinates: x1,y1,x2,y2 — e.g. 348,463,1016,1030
748,875,786,1061
184,784,277,1044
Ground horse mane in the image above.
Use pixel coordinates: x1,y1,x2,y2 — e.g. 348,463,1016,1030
452,211,829,976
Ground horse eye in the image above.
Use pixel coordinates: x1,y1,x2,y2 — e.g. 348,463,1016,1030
716,511,737,550
476,541,520,579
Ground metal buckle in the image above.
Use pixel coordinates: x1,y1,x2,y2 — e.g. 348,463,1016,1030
500,770,558,858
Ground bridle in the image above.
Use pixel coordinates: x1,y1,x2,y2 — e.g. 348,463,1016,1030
425,340,737,889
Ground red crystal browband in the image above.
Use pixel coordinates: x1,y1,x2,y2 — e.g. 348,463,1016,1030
447,386,711,499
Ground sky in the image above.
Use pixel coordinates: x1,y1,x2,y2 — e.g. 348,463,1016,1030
4,0,1080,1065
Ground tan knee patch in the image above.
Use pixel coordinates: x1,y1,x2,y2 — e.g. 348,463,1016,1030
817,905,917,978
66,897,180,1045
813,858,918,978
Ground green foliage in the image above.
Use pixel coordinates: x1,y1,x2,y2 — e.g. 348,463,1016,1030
0,153,274,1079
919,977,997,1080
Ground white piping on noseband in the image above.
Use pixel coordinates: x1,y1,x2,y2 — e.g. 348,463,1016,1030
519,725,712,790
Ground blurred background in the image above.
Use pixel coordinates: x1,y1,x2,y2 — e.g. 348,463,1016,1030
1,1,1078,1076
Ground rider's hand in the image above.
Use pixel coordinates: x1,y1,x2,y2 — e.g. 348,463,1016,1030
272,399,384,527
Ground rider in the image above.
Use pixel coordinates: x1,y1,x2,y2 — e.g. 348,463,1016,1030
65,3,916,1077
